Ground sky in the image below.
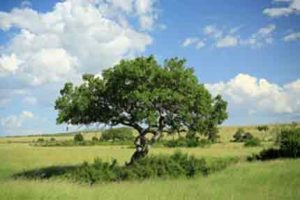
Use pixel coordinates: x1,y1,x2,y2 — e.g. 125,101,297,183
0,0,299,135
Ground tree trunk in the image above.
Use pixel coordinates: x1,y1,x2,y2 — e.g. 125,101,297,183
128,134,149,165
127,129,161,165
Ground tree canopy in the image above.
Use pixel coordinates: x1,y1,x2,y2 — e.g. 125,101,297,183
55,56,228,163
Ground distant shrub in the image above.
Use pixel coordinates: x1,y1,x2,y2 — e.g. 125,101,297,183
232,128,253,142
37,138,44,142
91,136,98,142
101,127,134,142
164,137,210,148
244,137,261,147
243,132,254,141
50,137,56,142
257,125,269,132
279,127,300,157
232,128,244,142
248,127,300,161
74,133,84,142
290,121,298,129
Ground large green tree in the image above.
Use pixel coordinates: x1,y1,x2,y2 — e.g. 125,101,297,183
55,56,228,163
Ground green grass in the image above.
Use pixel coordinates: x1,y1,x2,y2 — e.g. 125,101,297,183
0,123,299,199
0,159,299,200
0,142,263,180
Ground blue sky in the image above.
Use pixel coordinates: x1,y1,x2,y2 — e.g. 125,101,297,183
0,0,299,135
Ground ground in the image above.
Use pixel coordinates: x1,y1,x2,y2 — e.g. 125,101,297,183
0,125,299,200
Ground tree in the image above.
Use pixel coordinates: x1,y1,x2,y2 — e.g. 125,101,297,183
55,56,228,164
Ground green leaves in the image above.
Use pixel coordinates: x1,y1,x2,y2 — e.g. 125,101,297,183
55,56,228,140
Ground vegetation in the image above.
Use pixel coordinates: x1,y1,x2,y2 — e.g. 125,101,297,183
55,56,228,163
0,123,299,199
74,133,84,143
0,143,299,200
244,137,261,147
257,125,269,132
278,127,300,157
232,128,254,142
164,137,211,148
36,138,45,143
101,128,134,142
249,127,300,160
91,136,98,142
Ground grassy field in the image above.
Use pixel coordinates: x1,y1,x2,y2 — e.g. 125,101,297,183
0,159,299,200
0,124,299,199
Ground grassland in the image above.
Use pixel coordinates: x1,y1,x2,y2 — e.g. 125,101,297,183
0,124,299,200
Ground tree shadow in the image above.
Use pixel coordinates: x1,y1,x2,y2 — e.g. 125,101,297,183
13,165,79,179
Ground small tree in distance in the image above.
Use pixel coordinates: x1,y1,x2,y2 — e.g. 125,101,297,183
55,56,228,164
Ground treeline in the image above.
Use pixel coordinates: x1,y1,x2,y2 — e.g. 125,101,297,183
32,127,134,147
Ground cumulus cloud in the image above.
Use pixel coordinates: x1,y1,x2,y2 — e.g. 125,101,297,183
0,54,23,76
283,31,300,41
263,0,300,17
0,111,34,134
205,74,300,116
0,0,156,86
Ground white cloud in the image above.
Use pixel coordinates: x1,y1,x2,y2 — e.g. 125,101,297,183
263,0,300,17
182,37,205,49
0,54,23,76
203,25,239,48
183,24,275,49
23,48,78,86
241,24,276,48
135,0,157,30
203,25,223,39
195,40,205,49
205,74,300,115
0,0,156,86
283,32,300,41
1,111,34,134
216,35,238,48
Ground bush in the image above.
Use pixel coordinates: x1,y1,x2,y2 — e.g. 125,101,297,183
232,128,254,142
164,137,210,148
37,138,44,142
91,136,98,142
101,127,134,142
50,137,56,142
16,152,238,184
244,137,261,147
248,127,300,161
257,125,269,132
279,127,300,157
243,132,254,141
69,151,209,184
232,128,244,142
247,148,281,161
74,133,84,142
